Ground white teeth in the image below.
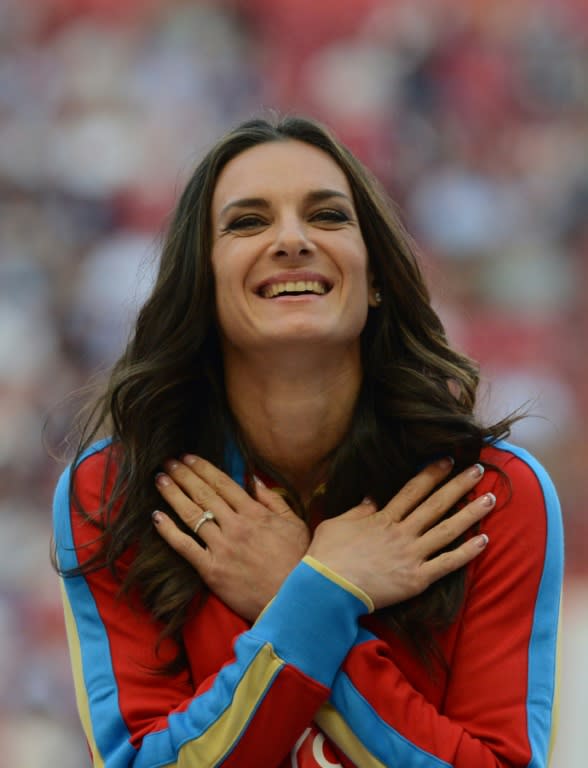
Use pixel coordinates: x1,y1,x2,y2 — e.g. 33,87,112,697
261,280,329,298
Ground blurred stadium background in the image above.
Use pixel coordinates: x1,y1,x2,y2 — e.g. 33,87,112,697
0,0,586,764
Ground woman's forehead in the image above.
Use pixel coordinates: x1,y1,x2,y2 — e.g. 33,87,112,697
211,140,352,216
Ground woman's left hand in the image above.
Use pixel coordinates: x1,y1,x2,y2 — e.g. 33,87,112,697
152,455,310,622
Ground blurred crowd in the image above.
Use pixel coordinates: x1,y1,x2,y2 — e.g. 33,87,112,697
0,0,586,764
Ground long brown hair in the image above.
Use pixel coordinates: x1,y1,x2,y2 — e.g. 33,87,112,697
57,114,514,669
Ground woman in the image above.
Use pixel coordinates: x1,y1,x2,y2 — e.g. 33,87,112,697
53,116,563,768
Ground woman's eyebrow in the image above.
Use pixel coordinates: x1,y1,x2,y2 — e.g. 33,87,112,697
304,188,351,205
219,197,270,218
219,188,351,219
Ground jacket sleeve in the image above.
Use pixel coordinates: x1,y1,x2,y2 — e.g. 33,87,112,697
53,442,373,768
314,441,564,768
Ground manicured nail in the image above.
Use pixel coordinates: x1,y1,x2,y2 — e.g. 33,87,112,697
481,492,496,507
470,463,485,478
253,474,266,487
165,460,179,471
152,510,163,525
476,533,489,549
361,496,373,504
438,456,455,471
182,454,197,465
155,472,171,486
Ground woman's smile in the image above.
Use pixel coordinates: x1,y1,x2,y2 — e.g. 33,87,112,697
255,271,333,299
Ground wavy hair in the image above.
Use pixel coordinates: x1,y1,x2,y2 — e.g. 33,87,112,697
59,114,515,670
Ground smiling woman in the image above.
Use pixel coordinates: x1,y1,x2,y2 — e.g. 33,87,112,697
52,115,563,768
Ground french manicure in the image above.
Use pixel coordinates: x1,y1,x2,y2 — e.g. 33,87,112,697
470,463,485,478
182,454,197,465
253,474,266,487
476,533,489,549
155,472,171,486
481,492,496,507
152,510,163,525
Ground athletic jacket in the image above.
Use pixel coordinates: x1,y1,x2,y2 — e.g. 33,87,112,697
53,438,563,767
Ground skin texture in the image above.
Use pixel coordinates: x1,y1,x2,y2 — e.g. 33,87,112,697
152,140,492,620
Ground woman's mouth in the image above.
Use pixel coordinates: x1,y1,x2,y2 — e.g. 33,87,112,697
258,279,332,298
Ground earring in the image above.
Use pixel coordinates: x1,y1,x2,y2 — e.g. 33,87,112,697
374,290,382,306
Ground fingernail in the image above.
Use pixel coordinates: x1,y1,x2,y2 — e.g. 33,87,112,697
438,456,455,471
481,492,496,507
253,474,266,487
361,496,373,504
152,510,163,525
155,472,170,486
470,463,485,478
182,454,197,465
476,533,489,549
165,460,179,471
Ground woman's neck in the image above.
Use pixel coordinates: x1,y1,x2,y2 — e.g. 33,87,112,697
223,346,362,506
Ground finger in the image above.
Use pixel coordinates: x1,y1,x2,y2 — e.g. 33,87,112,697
418,492,495,557
155,470,229,532
191,509,223,546
180,454,255,512
151,509,211,573
251,476,295,518
421,530,489,585
405,463,485,534
381,457,455,523
161,460,234,520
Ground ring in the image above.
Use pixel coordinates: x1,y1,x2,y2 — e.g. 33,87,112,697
193,510,216,537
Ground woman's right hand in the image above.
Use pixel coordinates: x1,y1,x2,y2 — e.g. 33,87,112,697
307,459,493,610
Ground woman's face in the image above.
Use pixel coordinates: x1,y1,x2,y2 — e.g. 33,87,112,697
210,139,377,357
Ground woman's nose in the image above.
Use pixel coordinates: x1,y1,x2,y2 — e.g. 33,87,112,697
271,216,315,258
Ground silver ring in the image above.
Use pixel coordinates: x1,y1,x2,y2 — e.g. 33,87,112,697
193,510,216,537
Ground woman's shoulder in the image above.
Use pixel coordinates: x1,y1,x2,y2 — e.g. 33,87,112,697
478,439,563,556
52,438,122,567
469,441,564,637
480,439,560,509
57,437,120,487
54,437,120,505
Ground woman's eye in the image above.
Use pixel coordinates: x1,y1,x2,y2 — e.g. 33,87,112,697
227,215,266,231
311,209,351,224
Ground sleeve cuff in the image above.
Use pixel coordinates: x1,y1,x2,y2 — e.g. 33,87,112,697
302,556,375,613
250,558,371,688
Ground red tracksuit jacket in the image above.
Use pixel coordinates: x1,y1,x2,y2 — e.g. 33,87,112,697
53,438,563,767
